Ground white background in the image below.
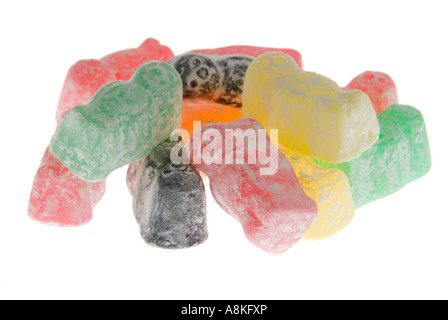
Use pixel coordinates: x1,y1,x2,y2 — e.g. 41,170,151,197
1,0,447,300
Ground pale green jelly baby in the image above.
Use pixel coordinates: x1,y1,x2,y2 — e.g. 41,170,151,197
50,61,182,182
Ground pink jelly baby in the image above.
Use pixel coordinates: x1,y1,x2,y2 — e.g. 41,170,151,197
28,147,106,226
188,118,317,254
343,71,399,115
190,45,303,69
56,38,174,122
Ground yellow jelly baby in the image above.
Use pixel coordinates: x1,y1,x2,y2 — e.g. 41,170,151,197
242,52,379,163
282,150,354,240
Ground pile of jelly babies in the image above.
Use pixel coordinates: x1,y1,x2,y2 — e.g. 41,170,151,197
28,38,431,254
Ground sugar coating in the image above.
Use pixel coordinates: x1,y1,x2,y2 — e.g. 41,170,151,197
315,104,431,208
168,53,253,106
126,141,207,249
50,61,182,182
242,52,380,163
282,150,354,240
189,118,317,254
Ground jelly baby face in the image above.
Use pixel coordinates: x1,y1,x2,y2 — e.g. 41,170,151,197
173,54,220,99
